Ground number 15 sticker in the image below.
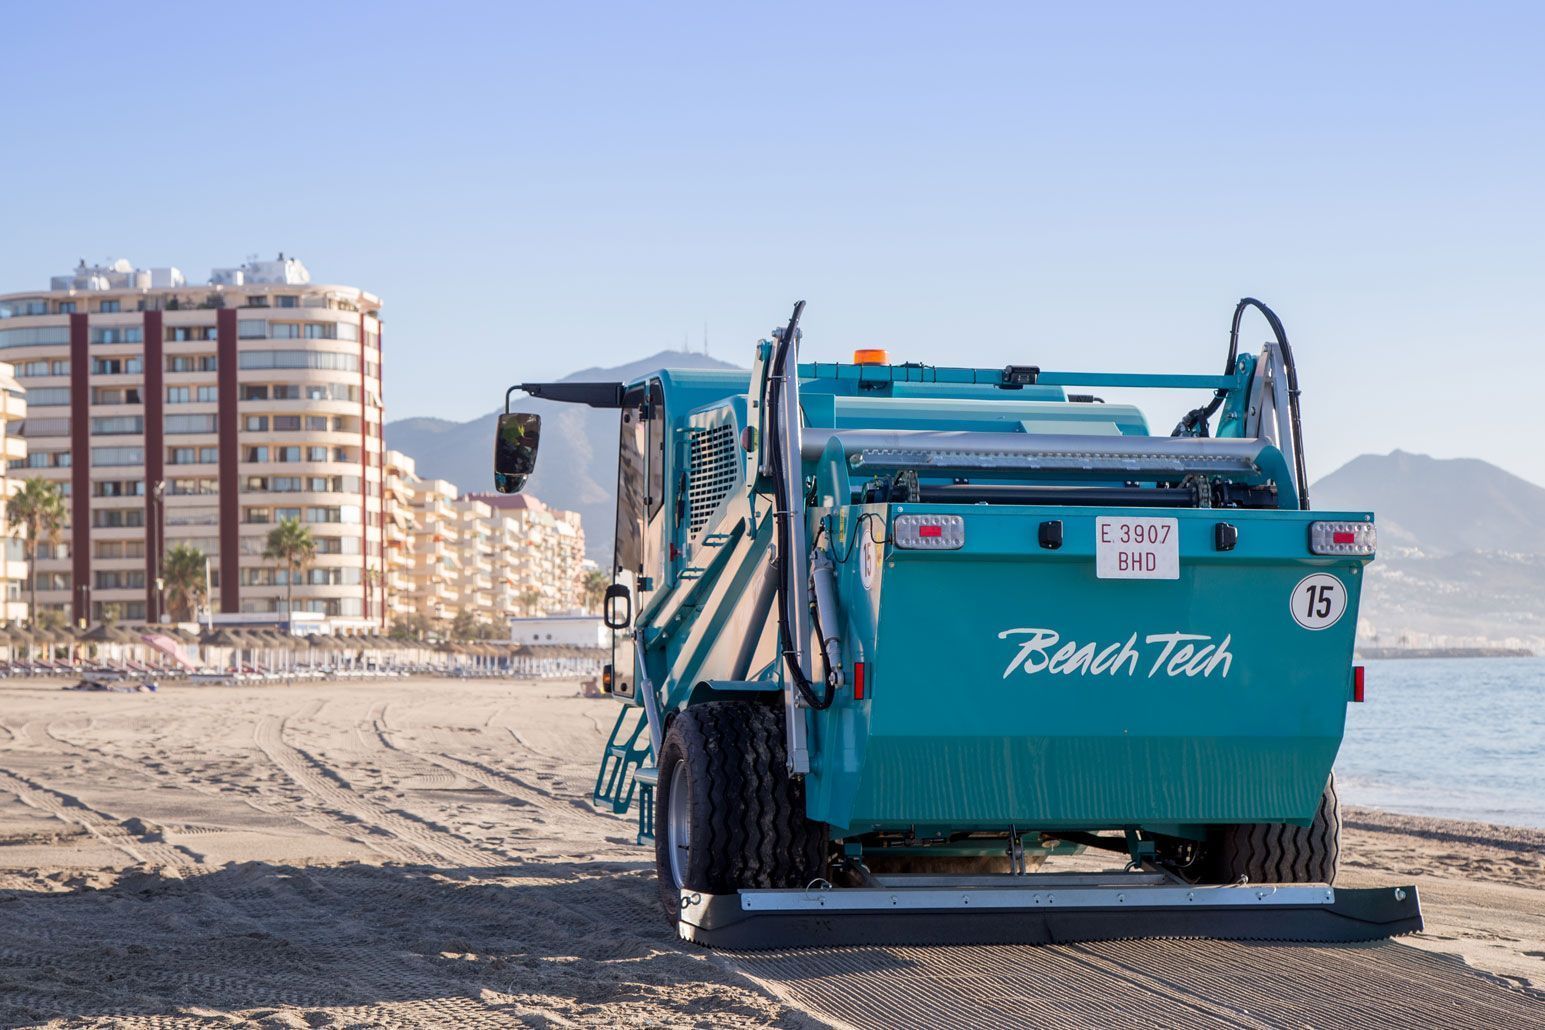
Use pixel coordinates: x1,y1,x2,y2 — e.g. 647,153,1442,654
1291,573,1347,630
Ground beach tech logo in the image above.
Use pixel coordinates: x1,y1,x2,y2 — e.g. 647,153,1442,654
997,628,1234,679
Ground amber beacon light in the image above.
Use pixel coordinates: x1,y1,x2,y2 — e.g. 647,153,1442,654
852,348,890,365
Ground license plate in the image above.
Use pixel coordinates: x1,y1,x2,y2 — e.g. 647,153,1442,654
1095,516,1179,579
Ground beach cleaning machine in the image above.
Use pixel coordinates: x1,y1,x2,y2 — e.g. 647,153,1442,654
492,299,1422,948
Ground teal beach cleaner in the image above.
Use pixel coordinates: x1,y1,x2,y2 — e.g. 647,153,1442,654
493,299,1420,948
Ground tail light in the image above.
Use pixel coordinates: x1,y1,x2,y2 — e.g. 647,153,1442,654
1352,665,1365,703
1309,521,1376,555
895,514,964,550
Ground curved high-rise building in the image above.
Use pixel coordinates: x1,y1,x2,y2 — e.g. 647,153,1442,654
0,257,386,629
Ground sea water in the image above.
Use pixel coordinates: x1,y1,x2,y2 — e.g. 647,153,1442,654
1336,657,1545,828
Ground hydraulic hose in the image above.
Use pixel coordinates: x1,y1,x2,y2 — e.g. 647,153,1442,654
766,301,836,711
1230,298,1310,510
1174,299,1311,509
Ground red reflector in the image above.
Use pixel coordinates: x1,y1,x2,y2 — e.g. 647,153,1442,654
1352,665,1365,703
853,662,867,701
1332,531,1356,545
917,524,943,538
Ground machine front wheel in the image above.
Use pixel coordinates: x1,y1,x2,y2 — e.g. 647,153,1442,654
653,702,827,922
1203,774,1342,884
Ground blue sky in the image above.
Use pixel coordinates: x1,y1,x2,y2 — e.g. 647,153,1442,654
2,3,1541,484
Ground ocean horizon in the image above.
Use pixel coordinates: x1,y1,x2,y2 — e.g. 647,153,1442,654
1337,656,1545,829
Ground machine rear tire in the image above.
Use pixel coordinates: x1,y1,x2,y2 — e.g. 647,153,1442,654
653,702,827,922
1206,774,1341,884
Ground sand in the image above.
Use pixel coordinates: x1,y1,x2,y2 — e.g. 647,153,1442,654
0,676,1540,1028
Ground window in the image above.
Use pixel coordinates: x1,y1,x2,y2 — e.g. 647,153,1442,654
1,300,49,318
99,300,121,313
57,302,75,314
165,414,217,434
0,326,71,347
16,359,69,376
94,568,146,587
93,601,146,621
166,506,217,526
20,417,70,437
275,295,298,308
92,447,144,466
26,387,70,406
273,415,301,431
93,357,144,375
238,319,267,339
167,386,190,404
91,416,144,435
241,385,269,401
244,415,269,432
168,447,218,465
166,354,216,373
271,384,300,400
238,350,359,372
245,446,269,462
92,387,142,405
198,386,217,402
166,326,216,342
90,326,142,344
309,447,330,461
168,478,217,495
93,480,144,497
96,540,147,559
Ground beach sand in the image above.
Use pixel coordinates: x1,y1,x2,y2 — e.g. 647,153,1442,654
0,676,1539,1028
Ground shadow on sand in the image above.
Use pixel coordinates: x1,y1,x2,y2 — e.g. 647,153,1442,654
0,859,810,1027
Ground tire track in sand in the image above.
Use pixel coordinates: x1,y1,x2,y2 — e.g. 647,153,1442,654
39,717,403,867
0,766,199,869
254,713,506,868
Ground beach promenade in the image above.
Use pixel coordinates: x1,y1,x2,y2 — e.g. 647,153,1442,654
0,677,1540,1027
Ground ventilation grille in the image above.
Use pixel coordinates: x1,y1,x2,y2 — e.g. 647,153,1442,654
687,424,738,537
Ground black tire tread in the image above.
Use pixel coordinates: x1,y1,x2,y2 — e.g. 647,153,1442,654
1209,774,1340,884
653,703,826,920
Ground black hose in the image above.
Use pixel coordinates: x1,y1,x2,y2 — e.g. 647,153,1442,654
1231,298,1310,510
767,301,835,711
1173,299,1311,509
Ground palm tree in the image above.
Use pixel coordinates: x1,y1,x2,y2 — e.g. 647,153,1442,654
6,477,66,627
263,518,316,626
162,543,207,623
581,569,609,613
520,586,543,618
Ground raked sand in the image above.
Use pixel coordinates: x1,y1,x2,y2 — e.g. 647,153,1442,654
0,676,1540,1028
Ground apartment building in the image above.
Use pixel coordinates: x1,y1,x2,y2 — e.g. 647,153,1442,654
406,477,461,623
387,461,587,627
0,258,386,627
0,363,29,623
466,492,586,613
382,449,419,627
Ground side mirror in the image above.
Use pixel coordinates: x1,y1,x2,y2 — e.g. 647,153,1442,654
493,412,541,493
602,583,632,630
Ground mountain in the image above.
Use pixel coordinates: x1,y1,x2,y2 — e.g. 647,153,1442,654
1311,452,1545,650
1311,450,1545,555
386,350,741,560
